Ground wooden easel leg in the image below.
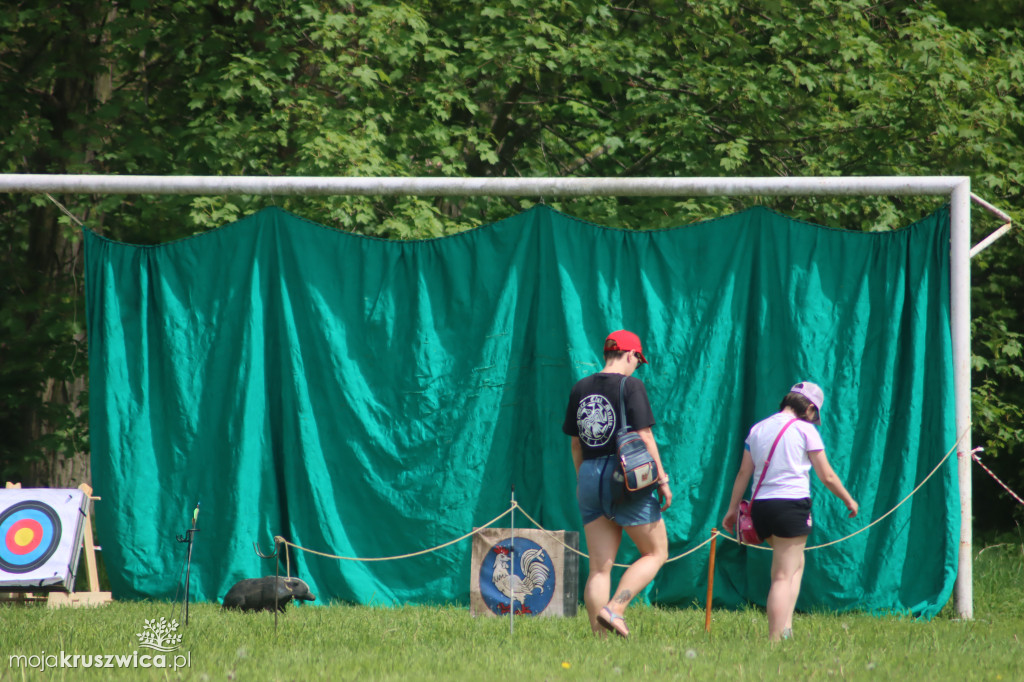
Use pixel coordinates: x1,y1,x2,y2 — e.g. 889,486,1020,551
80,484,102,593
47,484,112,608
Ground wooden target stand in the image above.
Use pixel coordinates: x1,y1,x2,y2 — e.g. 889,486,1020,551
1,482,112,608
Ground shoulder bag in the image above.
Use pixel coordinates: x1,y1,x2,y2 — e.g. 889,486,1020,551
736,418,798,545
615,376,659,492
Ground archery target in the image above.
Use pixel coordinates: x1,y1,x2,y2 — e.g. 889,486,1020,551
1,501,62,572
477,536,556,616
470,527,578,618
0,489,88,590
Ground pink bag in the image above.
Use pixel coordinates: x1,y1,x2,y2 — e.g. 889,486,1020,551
736,499,761,545
736,418,797,546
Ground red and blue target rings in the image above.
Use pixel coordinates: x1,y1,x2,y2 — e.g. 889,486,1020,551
0,501,62,573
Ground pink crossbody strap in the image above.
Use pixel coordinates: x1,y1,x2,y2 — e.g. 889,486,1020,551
750,418,799,502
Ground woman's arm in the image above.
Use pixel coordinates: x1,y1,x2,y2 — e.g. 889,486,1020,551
570,437,583,475
808,450,859,517
636,427,672,510
722,450,755,533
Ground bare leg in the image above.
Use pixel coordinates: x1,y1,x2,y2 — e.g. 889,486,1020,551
784,551,805,632
582,516,622,633
604,518,669,617
766,535,807,641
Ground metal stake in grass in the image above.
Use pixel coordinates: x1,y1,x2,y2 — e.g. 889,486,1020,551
254,537,285,633
175,500,200,626
509,484,515,635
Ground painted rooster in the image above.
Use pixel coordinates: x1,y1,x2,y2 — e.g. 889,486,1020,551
492,547,550,609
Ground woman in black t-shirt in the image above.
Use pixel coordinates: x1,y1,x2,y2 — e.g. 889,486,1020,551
562,330,672,639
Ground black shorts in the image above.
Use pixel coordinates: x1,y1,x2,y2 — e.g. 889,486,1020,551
751,498,812,539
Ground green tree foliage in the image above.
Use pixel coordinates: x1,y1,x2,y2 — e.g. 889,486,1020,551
934,0,1024,30
1,0,1022,526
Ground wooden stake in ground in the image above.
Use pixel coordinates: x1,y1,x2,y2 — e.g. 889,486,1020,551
705,528,718,633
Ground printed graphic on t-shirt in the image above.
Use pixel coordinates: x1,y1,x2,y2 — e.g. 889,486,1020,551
576,394,616,447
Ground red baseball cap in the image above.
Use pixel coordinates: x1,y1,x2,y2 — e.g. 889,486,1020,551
604,329,648,364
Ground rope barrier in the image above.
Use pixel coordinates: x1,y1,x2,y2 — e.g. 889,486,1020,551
513,502,714,568
272,506,514,561
971,449,1024,507
44,193,85,227
718,428,971,551
266,429,974,565
269,501,713,569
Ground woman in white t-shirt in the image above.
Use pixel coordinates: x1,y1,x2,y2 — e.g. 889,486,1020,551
722,382,858,642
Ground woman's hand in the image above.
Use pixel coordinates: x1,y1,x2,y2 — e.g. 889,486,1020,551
722,508,737,533
657,478,673,511
723,450,754,534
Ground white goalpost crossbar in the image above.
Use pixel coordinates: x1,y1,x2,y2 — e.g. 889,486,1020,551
0,173,976,618
0,173,968,197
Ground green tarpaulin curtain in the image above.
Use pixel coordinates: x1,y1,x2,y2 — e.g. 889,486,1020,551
84,204,957,617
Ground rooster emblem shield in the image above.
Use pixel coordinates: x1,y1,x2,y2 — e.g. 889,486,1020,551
479,537,556,616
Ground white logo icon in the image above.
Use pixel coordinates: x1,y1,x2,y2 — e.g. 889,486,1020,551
135,618,183,652
577,394,616,447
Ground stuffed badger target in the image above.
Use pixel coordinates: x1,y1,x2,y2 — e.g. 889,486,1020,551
222,576,316,612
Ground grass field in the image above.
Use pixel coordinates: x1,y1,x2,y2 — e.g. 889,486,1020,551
2,542,1022,681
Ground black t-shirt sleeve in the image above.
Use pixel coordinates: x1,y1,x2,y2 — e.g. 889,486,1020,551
562,383,581,436
624,377,655,429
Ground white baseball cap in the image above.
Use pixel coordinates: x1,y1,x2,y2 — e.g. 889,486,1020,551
790,382,824,425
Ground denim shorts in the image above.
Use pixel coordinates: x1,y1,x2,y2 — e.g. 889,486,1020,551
577,455,662,527
751,497,813,539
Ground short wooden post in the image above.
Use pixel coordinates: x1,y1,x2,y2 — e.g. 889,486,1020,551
705,528,718,633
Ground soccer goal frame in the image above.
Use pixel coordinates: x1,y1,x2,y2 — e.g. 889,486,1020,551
0,173,999,619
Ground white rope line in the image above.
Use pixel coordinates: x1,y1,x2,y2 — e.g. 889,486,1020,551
513,502,713,568
273,500,714,569
44,193,84,226
719,428,971,551
273,429,969,564
274,507,513,561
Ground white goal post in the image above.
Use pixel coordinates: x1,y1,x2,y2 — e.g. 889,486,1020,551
0,173,980,618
